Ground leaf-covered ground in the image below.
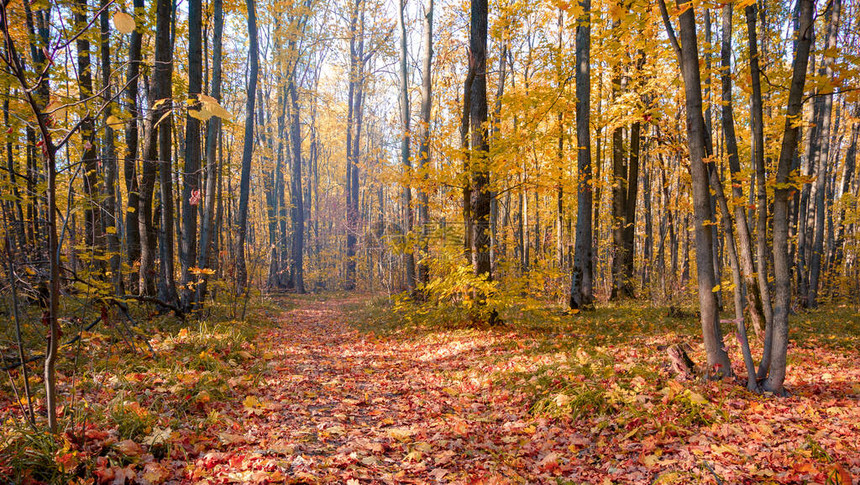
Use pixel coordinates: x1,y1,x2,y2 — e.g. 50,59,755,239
2,296,859,484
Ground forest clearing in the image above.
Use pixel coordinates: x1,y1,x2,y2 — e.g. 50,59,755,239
1,0,860,480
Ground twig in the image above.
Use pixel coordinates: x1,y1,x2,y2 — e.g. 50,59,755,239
702,460,724,485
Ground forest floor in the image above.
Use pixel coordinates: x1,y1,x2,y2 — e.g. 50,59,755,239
2,294,860,484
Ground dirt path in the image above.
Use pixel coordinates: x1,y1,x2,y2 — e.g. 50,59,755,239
192,297,550,484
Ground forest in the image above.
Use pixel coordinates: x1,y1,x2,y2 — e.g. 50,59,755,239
0,0,858,481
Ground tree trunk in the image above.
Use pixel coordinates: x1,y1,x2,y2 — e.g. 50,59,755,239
99,0,121,294
745,4,774,331
416,0,433,291
470,0,491,286
181,0,204,307
664,0,733,377
720,4,766,338
764,0,814,395
288,61,305,293
236,0,259,294
157,13,178,306
397,0,415,293
807,0,841,308
570,0,593,310
76,0,101,256
344,0,363,290
196,0,223,304
124,0,144,294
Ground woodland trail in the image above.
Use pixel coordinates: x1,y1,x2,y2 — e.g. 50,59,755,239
194,296,577,484
189,297,860,484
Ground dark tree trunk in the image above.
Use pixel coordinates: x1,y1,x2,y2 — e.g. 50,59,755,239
570,0,593,310
181,0,204,307
397,0,415,293
288,63,305,293
99,0,121,294
764,0,814,395
469,0,491,283
746,4,774,330
236,0,259,294
157,10,178,306
662,0,733,377
76,0,101,256
124,0,144,294
196,0,223,304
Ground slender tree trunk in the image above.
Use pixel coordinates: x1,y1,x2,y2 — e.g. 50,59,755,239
416,0,433,291
663,0,733,377
76,0,101,257
196,0,223,304
124,0,144,294
181,0,204,307
99,0,121,293
764,0,813,394
288,57,305,293
746,4,774,331
720,4,766,338
157,15,178,305
570,0,593,310
344,0,363,290
807,0,841,307
236,0,259,294
397,0,415,293
461,57,476,262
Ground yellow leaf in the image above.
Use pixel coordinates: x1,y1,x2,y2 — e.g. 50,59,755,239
112,11,135,34
687,391,708,405
712,284,721,292
126,205,136,213
189,108,214,121
105,226,117,234
106,114,124,128
243,395,262,409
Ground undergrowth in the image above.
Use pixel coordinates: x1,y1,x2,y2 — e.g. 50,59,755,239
0,292,289,483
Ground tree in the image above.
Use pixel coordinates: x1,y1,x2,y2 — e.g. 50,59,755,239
764,0,814,395
469,0,490,281
124,0,145,294
398,0,415,293
236,0,260,294
569,0,593,311
416,0,433,291
196,0,224,304
806,0,842,308
181,0,204,308
660,0,732,377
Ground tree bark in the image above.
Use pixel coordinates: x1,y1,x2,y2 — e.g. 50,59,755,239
397,0,415,293
196,0,223,304
570,0,593,310
124,0,144,294
745,4,774,331
469,0,491,283
236,0,259,294
288,59,305,293
764,0,814,395
664,0,733,377
76,0,101,256
416,0,433,291
181,0,204,307
720,4,766,338
807,0,841,308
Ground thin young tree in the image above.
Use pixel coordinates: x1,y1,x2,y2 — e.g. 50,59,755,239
236,0,259,294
